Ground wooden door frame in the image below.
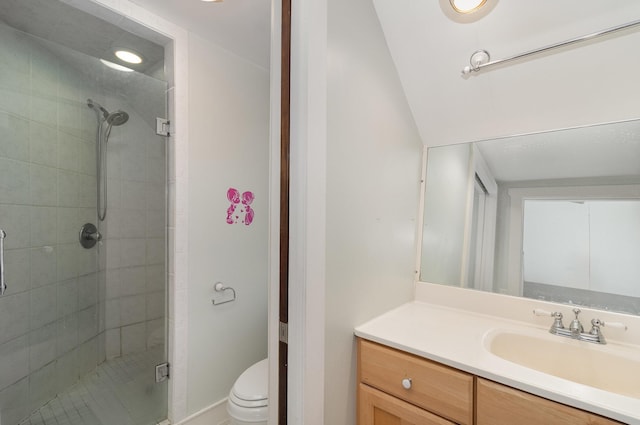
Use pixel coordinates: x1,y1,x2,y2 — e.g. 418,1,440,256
279,0,292,424
272,0,327,423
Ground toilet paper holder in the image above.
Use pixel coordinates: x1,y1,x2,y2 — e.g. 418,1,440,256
212,282,237,305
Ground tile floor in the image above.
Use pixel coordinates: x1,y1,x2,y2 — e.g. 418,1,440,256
19,348,167,425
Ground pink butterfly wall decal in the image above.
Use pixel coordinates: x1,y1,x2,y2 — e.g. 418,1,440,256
226,187,255,225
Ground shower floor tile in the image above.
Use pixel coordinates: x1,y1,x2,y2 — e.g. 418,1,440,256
19,348,167,425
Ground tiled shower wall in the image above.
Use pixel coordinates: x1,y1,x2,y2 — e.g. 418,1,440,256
0,22,166,424
0,22,102,424
102,103,167,359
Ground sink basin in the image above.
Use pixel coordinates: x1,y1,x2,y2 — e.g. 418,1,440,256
484,329,640,398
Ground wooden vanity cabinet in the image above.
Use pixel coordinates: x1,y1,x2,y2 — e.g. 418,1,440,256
359,383,456,425
357,339,474,425
476,378,623,425
357,338,624,425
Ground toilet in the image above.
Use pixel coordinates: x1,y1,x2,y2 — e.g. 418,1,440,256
227,359,268,425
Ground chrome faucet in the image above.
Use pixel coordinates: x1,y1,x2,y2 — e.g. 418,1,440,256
568,308,584,336
533,308,627,345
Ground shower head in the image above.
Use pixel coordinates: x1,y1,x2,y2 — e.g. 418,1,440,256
87,99,129,127
106,111,129,126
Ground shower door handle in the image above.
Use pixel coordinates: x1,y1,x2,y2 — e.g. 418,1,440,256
0,229,7,295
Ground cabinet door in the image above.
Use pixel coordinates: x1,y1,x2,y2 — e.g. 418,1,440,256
358,339,473,424
358,384,456,425
477,378,624,425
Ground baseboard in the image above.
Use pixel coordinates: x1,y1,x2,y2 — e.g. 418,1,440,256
175,398,230,425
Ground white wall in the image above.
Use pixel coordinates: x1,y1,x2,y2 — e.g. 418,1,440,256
372,1,640,147
187,34,270,414
324,0,423,424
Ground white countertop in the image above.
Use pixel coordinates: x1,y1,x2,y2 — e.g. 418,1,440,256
355,300,640,424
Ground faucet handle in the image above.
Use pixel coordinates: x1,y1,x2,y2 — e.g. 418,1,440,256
588,319,628,345
533,309,565,331
533,308,562,318
591,318,628,331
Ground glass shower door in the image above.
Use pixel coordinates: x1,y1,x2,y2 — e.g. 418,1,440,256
0,2,168,423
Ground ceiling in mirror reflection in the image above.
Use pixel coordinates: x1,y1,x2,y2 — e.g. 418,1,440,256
475,120,640,181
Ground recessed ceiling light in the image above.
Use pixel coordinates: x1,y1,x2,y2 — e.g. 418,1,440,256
100,59,134,72
201,0,224,2
450,0,487,13
115,50,143,64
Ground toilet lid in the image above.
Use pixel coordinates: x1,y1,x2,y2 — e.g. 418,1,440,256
232,359,269,404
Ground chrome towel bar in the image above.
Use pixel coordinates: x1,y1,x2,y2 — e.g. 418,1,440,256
462,18,640,75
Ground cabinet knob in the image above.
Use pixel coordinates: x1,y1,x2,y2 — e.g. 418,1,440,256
402,378,412,390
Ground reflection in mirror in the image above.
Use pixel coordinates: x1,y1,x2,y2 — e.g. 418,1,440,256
420,119,640,315
523,200,640,312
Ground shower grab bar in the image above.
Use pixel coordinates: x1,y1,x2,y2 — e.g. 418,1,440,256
461,18,640,75
0,229,7,295
212,282,237,306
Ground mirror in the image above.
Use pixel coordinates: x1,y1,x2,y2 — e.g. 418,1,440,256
419,119,640,315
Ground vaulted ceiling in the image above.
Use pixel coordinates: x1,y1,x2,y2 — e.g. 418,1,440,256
372,0,640,146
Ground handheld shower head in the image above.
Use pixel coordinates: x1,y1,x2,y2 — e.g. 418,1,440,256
87,100,130,222
106,111,129,126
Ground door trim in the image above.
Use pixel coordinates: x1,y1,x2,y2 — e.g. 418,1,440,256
279,0,292,423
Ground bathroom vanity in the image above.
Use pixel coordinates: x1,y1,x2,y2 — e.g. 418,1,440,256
355,285,640,425
358,339,622,424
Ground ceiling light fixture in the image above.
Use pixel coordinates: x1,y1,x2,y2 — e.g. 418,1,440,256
201,0,224,2
450,0,487,13
115,50,143,64
100,59,134,72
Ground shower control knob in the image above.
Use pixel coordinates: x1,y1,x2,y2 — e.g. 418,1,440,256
402,378,412,390
79,223,102,249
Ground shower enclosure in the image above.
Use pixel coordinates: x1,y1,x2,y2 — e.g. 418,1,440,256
0,1,169,424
